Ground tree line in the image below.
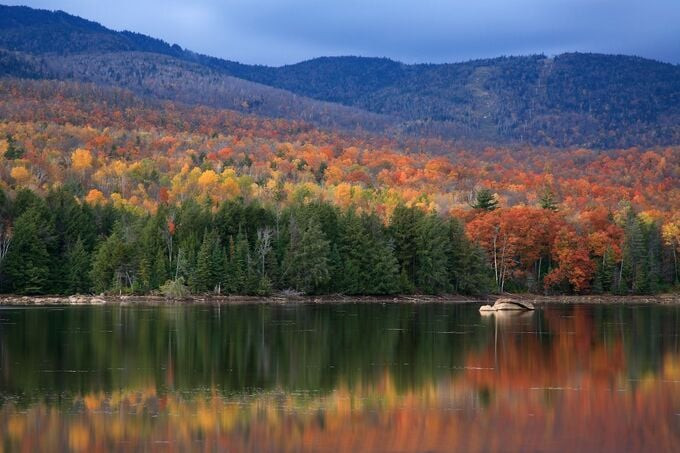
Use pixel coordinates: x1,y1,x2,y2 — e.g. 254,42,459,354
0,187,491,296
0,187,676,297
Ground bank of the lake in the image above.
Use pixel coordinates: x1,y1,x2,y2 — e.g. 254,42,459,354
0,293,679,306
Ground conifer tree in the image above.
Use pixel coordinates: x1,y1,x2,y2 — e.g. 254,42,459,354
472,188,499,211
539,187,559,211
65,237,91,294
338,210,368,294
2,207,51,294
191,231,215,293
415,214,451,293
283,216,330,294
389,204,420,288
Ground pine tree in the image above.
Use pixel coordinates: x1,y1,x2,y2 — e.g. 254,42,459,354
367,238,400,294
91,230,134,293
472,189,499,211
230,231,252,293
447,219,492,295
224,236,238,293
629,217,648,293
2,208,51,294
283,216,330,294
594,247,616,293
153,247,168,289
361,213,399,294
65,237,91,294
389,204,420,287
191,231,214,293
338,210,368,294
539,187,559,211
136,214,166,292
415,214,451,294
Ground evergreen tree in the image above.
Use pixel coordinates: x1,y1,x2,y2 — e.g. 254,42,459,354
539,187,559,211
65,237,91,294
227,231,257,293
447,219,492,295
90,230,135,293
389,204,421,288
3,134,24,160
367,238,400,295
338,210,368,294
415,214,451,293
283,216,330,294
191,231,215,293
594,247,616,293
2,207,51,294
472,188,499,211
211,244,228,294
362,213,399,294
153,247,168,289
190,229,225,294
629,216,648,293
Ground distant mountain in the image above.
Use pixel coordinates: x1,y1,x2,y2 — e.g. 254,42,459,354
1,4,680,148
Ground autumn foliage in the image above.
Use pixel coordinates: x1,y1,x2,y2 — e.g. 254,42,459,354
0,79,678,294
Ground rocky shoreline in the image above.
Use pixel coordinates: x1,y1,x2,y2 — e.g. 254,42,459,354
0,293,678,306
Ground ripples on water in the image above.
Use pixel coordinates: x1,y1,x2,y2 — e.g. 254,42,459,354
0,302,679,451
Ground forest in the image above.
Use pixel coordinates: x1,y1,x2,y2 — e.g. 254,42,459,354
2,5,680,148
0,79,678,296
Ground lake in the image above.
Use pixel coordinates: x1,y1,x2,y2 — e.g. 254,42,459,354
0,302,679,451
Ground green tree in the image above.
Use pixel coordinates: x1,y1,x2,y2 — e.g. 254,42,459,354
3,134,24,160
2,208,51,294
389,204,421,289
539,187,559,211
283,216,330,294
447,219,492,295
472,188,498,211
90,230,135,294
338,210,368,294
64,237,91,294
415,214,451,293
190,230,225,293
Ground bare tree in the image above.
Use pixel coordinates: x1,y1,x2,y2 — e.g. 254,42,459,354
255,227,273,276
0,224,11,267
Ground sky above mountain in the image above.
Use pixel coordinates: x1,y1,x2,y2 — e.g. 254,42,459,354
5,0,680,66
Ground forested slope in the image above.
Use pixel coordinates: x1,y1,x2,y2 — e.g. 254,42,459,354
1,5,680,147
0,79,677,296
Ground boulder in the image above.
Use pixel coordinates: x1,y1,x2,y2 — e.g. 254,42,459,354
479,298,535,312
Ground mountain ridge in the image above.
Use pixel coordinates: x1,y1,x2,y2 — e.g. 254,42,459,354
1,4,679,148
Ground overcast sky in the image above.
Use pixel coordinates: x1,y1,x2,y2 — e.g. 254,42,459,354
6,0,680,66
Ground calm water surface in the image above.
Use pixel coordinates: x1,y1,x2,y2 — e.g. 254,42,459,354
1,302,679,451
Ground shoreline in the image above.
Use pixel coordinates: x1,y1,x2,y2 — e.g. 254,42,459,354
0,293,679,306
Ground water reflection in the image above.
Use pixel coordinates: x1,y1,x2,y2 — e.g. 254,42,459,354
1,303,679,451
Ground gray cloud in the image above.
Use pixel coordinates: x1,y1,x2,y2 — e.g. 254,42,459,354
5,0,680,65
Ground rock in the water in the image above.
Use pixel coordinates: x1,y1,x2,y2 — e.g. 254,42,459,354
479,298,535,312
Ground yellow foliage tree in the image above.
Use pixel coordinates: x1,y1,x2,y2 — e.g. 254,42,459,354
221,178,241,199
85,189,105,205
198,170,218,187
10,166,30,184
71,148,93,172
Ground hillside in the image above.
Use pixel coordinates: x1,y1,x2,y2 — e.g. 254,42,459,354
1,77,678,296
1,4,680,148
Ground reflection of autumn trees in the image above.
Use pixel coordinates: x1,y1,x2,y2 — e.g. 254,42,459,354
2,305,680,451
2,365,679,452
466,306,625,391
